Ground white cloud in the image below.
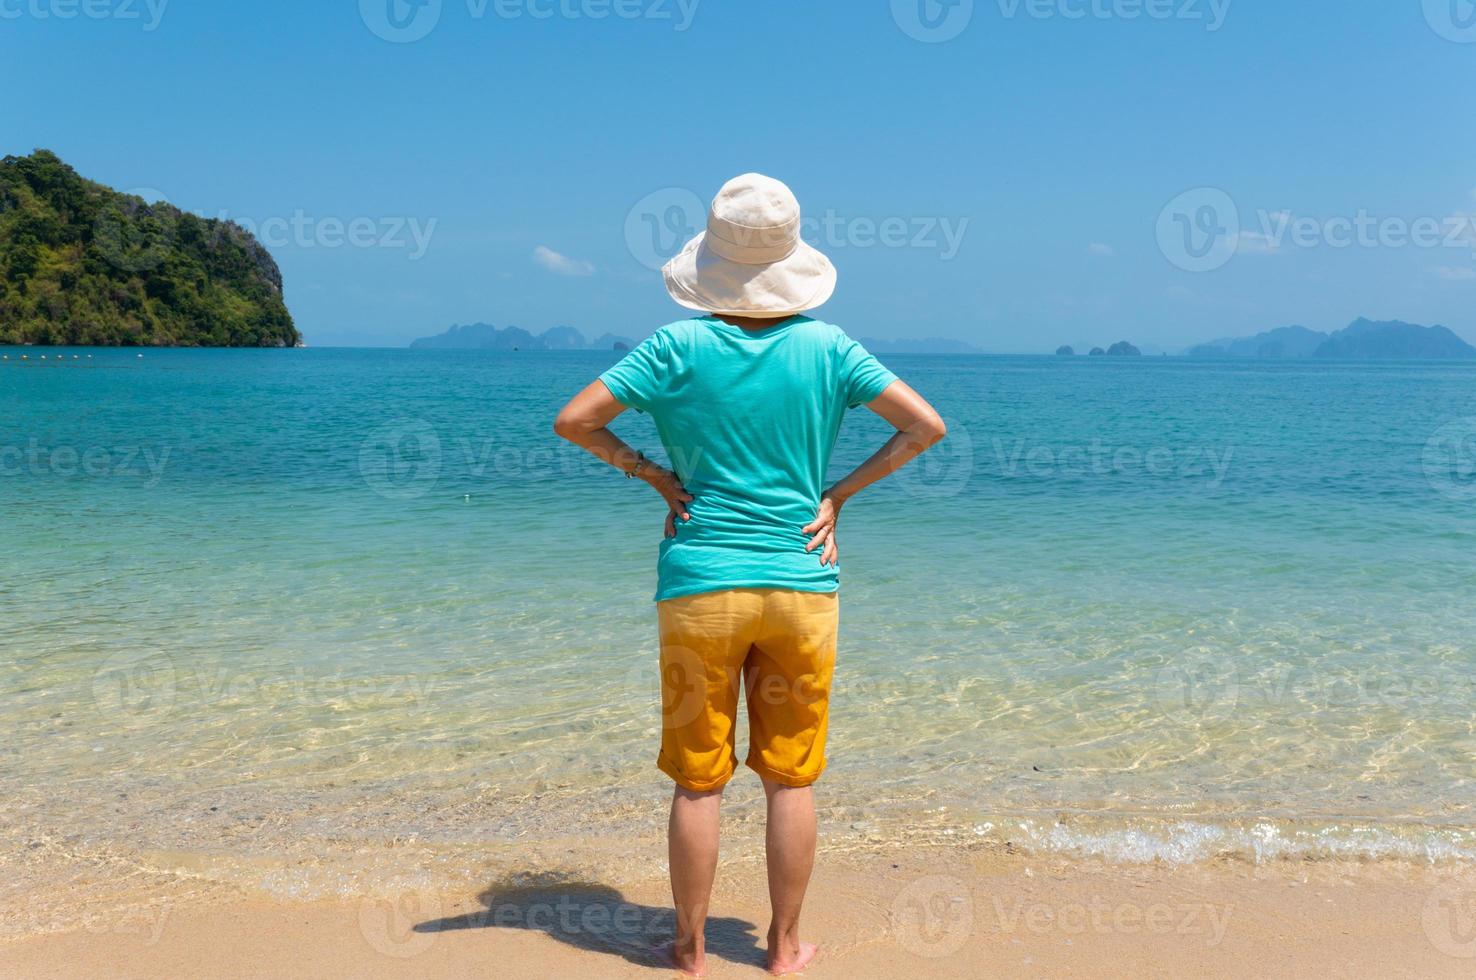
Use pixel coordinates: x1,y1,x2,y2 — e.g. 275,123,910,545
532,245,595,277
1235,210,1291,255
1087,242,1115,257
1235,230,1281,255
1432,265,1476,281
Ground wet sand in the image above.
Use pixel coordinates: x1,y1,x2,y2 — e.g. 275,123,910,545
3,844,1474,978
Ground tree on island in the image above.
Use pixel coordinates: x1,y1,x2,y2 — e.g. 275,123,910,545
0,149,298,347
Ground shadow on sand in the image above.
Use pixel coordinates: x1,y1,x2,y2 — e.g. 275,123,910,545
414,871,765,971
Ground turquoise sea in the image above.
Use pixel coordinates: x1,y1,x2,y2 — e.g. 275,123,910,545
4,347,1476,915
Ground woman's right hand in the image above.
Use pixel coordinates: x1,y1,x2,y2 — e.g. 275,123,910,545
802,490,845,567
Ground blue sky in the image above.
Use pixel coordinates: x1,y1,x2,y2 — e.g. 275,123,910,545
5,0,1476,350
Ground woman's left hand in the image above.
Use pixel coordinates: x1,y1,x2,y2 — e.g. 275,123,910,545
802,490,845,567
641,465,691,538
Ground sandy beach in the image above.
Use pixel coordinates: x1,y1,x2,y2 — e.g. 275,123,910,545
4,840,1474,979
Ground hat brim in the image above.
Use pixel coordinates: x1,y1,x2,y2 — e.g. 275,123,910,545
662,232,837,317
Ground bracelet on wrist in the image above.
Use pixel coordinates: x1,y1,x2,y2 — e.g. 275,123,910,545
626,452,649,480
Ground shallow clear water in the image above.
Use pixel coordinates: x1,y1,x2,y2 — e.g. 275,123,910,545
4,347,1476,903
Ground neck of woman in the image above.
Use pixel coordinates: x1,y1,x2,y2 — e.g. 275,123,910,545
712,313,795,331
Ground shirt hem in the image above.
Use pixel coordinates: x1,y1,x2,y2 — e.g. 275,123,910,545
652,580,840,603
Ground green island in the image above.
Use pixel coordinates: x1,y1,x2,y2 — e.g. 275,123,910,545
0,149,299,347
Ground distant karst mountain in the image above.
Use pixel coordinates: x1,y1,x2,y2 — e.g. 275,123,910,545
410,323,635,351
1313,318,1476,359
1188,324,1326,359
0,149,298,347
1186,319,1476,360
1080,340,1141,356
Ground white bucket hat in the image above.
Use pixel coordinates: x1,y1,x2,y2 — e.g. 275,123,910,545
662,173,836,317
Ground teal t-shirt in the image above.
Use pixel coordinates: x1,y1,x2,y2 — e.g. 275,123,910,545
599,315,898,602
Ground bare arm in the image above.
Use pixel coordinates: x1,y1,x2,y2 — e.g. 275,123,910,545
553,379,693,535
801,380,947,566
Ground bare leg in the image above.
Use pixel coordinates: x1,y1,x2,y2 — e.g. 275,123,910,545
667,784,723,978
761,778,819,975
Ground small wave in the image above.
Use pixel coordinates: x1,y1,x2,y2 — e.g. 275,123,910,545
990,817,1476,865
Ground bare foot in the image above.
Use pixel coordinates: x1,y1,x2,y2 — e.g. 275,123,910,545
767,941,818,976
658,939,707,978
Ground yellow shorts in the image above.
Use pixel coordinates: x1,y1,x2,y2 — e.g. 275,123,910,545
656,588,838,792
